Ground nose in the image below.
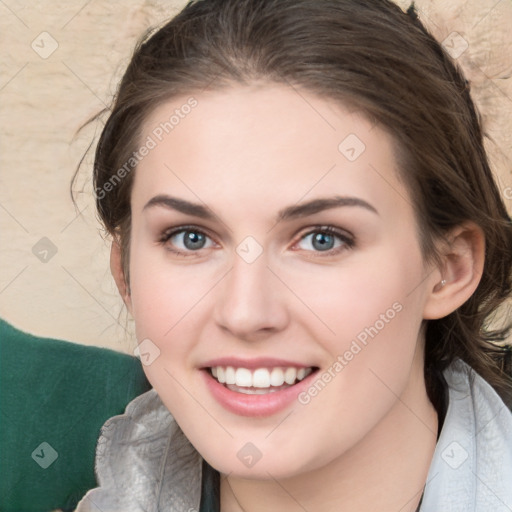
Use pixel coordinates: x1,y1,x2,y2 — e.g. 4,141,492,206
213,247,289,342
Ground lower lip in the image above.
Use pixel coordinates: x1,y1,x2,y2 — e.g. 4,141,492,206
201,369,318,417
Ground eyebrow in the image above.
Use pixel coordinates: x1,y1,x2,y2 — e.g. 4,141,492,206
143,194,379,223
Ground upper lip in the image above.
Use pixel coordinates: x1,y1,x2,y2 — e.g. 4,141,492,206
201,357,315,370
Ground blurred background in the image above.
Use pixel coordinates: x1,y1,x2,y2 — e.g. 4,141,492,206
1,0,511,354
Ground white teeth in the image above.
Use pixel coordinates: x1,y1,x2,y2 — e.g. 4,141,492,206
209,365,313,389
235,368,252,387
270,368,285,386
252,368,270,388
225,366,236,385
284,367,297,385
217,367,226,384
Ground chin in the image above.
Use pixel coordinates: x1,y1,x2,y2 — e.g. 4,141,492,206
202,443,317,480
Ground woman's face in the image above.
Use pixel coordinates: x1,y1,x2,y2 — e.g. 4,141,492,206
123,83,438,478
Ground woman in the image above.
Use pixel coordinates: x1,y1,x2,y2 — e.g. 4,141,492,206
74,0,512,510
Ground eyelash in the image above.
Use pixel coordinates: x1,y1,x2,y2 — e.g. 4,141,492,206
158,224,355,258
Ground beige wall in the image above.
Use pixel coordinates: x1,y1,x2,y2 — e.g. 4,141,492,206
1,0,511,354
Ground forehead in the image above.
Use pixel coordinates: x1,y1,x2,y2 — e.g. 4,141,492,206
133,83,411,223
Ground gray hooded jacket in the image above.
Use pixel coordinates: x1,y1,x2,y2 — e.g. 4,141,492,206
75,359,512,511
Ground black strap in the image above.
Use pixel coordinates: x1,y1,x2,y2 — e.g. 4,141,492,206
199,458,221,512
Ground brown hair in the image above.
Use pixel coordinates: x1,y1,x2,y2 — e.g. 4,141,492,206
72,0,512,406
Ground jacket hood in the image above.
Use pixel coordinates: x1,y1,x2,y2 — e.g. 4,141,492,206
76,389,203,511
420,359,512,510
75,359,512,511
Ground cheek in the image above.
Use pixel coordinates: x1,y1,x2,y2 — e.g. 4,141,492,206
128,260,206,416
128,241,213,338
292,244,426,406
126,246,212,393
287,244,423,346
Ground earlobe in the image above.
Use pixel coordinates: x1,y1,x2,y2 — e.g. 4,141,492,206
422,222,485,320
110,238,133,314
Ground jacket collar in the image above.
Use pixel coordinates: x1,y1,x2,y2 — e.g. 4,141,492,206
75,359,512,511
77,389,203,511
420,359,512,510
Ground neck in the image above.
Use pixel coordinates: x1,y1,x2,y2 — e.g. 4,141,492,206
220,355,438,512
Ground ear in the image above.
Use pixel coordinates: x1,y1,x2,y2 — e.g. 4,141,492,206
110,238,133,314
423,221,485,320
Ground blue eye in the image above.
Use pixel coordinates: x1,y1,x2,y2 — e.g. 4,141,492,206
159,225,354,258
159,227,215,257
295,226,355,255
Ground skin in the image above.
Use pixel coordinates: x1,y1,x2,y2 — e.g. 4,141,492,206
110,83,485,511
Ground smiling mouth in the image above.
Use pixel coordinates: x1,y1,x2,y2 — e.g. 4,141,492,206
207,365,318,394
